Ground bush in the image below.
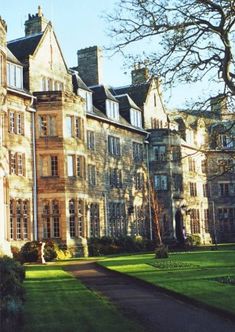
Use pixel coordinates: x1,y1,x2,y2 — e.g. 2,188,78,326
0,256,25,331
88,236,155,256
19,241,39,263
155,245,169,259
186,234,201,247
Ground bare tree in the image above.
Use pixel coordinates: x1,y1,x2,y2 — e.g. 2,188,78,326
107,0,235,100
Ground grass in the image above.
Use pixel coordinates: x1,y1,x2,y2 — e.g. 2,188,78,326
99,247,235,315
22,264,144,332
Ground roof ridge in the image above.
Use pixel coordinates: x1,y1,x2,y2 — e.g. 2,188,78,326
8,32,43,44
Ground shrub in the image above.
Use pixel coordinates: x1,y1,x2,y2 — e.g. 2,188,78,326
19,241,39,263
186,234,201,247
155,245,169,259
88,236,155,256
0,256,25,331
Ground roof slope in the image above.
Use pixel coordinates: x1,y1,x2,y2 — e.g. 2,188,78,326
7,33,43,62
112,82,150,107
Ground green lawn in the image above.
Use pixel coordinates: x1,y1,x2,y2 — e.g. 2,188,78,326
22,264,144,332
99,247,235,315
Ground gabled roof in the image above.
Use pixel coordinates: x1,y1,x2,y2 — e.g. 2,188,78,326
7,33,43,62
90,85,118,103
115,94,141,112
112,82,151,107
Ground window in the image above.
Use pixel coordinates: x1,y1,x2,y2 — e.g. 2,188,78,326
201,160,207,173
51,156,58,176
133,142,143,161
110,168,122,188
65,115,83,139
106,99,119,120
131,205,146,237
135,173,144,190
9,199,29,240
188,157,196,172
79,89,93,112
189,183,197,196
87,130,95,150
154,145,166,161
39,115,56,137
190,209,200,234
218,134,234,149
203,183,210,197
204,209,210,233
219,183,235,196
218,159,234,174
67,155,74,177
218,208,235,233
8,111,24,135
9,152,25,176
7,62,23,89
108,136,121,156
67,155,85,178
88,165,96,185
52,201,60,238
154,175,167,191
76,156,85,178
108,202,126,237
130,109,142,128
172,174,183,192
69,199,85,238
90,203,100,238
41,76,63,91
172,146,181,161
42,200,60,239
65,116,73,137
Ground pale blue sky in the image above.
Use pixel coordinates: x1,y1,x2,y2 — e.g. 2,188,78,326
0,0,211,108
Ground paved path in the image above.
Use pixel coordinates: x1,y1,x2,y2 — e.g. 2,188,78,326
65,261,235,332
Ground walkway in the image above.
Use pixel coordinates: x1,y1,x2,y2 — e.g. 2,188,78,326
65,261,235,332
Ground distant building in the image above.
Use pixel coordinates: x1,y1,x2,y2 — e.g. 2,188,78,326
0,8,234,255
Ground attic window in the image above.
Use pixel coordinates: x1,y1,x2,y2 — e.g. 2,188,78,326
130,109,142,128
106,99,119,120
78,89,93,112
7,62,23,89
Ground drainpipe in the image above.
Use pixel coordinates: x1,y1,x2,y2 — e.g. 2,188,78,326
145,134,153,241
27,101,37,241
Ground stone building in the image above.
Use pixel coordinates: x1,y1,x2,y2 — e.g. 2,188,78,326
0,7,234,255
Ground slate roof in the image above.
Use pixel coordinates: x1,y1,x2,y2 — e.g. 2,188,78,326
90,85,118,103
112,82,150,108
7,48,22,65
115,94,141,112
7,33,43,62
71,71,92,92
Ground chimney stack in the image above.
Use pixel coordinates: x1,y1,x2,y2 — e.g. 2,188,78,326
77,46,103,86
24,6,48,36
131,63,149,85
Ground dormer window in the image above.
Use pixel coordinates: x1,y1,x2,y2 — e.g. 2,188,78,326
7,62,23,89
78,89,93,113
130,109,142,128
106,99,119,120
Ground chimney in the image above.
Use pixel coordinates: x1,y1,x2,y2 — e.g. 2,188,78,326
131,63,149,84
210,95,228,114
0,17,7,88
24,6,48,36
0,16,7,45
77,46,103,86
